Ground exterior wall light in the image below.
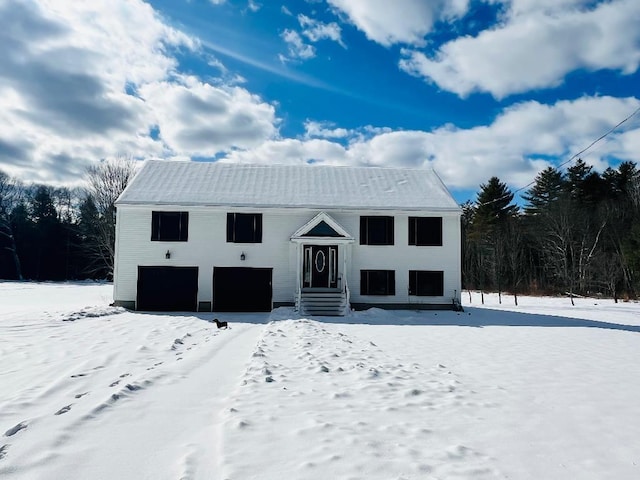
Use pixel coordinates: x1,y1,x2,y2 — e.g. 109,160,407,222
165,250,171,259
240,252,246,261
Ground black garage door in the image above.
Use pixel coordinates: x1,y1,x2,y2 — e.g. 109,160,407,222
213,267,272,312
137,266,199,311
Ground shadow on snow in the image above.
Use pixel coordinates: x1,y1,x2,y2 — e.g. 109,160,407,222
132,306,640,333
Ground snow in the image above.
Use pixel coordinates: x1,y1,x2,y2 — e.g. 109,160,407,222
2,283,640,479
116,160,460,211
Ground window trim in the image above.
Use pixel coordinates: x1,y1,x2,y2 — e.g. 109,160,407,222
151,211,189,242
408,270,444,297
360,270,396,296
408,216,442,246
360,216,394,246
226,212,263,243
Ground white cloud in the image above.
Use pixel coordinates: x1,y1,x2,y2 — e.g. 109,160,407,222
247,0,260,13
224,96,640,192
0,0,280,184
298,14,345,47
327,0,469,46
400,0,640,98
280,29,316,61
281,6,292,16
304,120,351,139
139,75,278,156
222,138,348,166
495,0,593,17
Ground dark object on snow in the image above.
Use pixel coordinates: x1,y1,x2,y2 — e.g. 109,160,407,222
214,318,228,329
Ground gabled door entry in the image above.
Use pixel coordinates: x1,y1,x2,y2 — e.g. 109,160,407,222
303,245,338,289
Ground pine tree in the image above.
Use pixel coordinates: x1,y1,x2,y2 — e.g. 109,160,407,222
523,167,564,215
470,177,519,302
475,177,519,227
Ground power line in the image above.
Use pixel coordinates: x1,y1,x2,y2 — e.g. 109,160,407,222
475,103,640,208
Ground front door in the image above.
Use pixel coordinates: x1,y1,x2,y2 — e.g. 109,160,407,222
303,245,338,288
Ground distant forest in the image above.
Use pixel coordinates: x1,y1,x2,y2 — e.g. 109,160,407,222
463,159,640,303
0,158,135,282
1,158,639,302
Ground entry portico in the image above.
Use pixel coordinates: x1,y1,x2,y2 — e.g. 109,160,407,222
290,212,355,315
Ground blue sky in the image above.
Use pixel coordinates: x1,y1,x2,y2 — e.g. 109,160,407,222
1,0,639,203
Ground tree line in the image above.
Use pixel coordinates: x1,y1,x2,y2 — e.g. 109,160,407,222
0,159,136,281
2,157,639,304
463,159,640,304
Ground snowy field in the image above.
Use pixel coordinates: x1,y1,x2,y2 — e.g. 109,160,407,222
1,283,640,479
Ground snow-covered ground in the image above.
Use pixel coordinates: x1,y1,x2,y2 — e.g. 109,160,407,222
1,283,640,479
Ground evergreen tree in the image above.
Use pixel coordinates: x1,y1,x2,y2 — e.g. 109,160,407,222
470,177,519,302
475,177,519,227
30,186,65,280
523,167,564,215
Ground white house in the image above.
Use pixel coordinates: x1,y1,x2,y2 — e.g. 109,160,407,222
113,160,462,315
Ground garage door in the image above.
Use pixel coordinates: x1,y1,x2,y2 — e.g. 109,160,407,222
213,267,272,312
137,266,198,311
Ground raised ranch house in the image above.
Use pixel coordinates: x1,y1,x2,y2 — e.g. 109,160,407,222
113,160,462,315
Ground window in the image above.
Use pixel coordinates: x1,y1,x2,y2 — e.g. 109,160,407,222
409,270,444,296
360,216,394,245
361,270,395,296
227,213,262,243
408,217,442,246
151,211,188,241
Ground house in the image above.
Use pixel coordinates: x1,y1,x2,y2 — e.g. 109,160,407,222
113,160,462,315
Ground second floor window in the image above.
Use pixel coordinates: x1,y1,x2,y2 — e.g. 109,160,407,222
227,213,262,243
360,216,394,245
151,211,189,241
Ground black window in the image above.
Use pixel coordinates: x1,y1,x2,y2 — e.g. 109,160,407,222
360,216,394,245
151,211,188,241
361,270,395,296
409,270,444,296
227,213,262,243
408,217,442,246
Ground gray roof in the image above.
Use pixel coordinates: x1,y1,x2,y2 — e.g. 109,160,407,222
116,160,460,211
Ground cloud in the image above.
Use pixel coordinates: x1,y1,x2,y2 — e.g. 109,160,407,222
279,15,345,63
400,0,640,98
298,14,345,47
0,0,279,184
280,29,316,61
139,75,278,156
224,96,640,191
222,138,348,166
327,0,469,46
304,120,351,140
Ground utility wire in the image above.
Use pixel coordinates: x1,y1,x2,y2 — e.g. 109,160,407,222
474,104,640,208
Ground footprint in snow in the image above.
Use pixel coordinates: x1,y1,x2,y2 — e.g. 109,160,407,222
71,373,87,378
4,422,27,437
119,373,131,378
74,392,89,399
109,380,120,387
54,405,72,415
0,444,8,459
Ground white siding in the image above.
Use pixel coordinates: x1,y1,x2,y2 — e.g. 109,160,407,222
114,206,461,308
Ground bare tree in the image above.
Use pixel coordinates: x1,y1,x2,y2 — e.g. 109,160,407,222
504,215,526,305
84,157,137,278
